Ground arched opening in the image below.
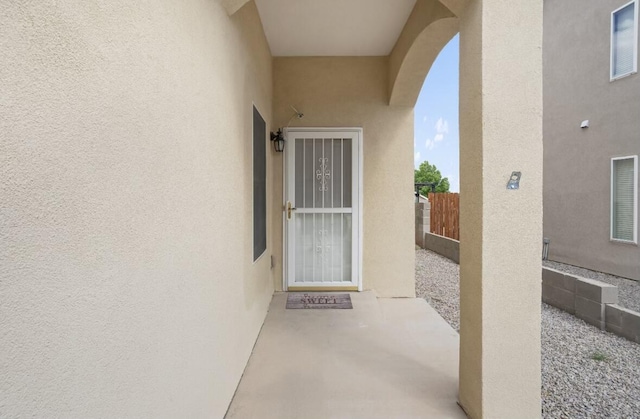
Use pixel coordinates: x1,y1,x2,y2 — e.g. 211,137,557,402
390,17,458,107
413,33,460,328
390,3,544,416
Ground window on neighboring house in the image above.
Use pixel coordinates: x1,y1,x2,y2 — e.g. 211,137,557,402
253,106,267,261
611,156,638,243
611,1,638,80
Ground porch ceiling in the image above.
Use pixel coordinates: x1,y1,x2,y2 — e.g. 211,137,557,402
254,0,416,57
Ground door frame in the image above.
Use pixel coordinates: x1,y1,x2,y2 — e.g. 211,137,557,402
282,127,363,291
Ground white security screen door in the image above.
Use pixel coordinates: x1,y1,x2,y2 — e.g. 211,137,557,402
285,129,361,290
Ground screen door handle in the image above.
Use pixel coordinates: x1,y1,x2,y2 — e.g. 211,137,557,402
286,201,297,220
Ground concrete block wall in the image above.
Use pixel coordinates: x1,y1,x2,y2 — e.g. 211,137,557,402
542,268,640,343
423,232,460,264
575,277,618,328
605,305,640,344
541,268,577,314
415,202,430,248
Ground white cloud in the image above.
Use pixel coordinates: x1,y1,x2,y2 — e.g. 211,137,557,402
414,151,421,162
423,116,428,123
421,118,450,154
435,117,449,134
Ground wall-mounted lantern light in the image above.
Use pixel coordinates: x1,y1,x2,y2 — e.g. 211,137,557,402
270,129,285,153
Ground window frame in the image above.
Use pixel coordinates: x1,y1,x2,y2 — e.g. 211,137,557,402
252,105,267,262
610,155,638,244
610,0,639,81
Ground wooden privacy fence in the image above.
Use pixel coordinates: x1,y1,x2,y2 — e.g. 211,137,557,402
428,193,460,240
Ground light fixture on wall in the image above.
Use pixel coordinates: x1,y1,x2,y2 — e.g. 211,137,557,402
270,106,305,153
270,129,285,153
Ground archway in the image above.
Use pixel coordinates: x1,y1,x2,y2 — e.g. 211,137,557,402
387,1,544,417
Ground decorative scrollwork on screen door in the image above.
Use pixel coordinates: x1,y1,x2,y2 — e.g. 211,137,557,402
315,158,331,192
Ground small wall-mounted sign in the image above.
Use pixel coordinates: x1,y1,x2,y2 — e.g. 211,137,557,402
507,172,521,190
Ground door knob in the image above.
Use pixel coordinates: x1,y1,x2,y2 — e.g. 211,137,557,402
286,201,297,220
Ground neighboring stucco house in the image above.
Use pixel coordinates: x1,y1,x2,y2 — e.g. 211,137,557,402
544,0,640,281
2,1,543,418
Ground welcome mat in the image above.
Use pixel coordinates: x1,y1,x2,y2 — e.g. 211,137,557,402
286,293,353,309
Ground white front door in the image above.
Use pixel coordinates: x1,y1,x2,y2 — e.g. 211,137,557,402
284,128,361,290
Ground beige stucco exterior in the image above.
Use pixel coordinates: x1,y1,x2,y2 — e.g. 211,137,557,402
389,0,458,106
272,57,416,297
458,0,543,416
544,0,640,281
1,0,544,417
1,1,273,417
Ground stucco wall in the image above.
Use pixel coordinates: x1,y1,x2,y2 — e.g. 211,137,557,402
544,0,640,280
459,0,543,416
388,0,457,106
272,57,416,297
0,1,273,417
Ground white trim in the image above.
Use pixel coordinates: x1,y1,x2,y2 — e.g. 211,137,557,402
282,146,287,290
610,0,638,81
283,128,364,291
357,132,363,291
294,208,354,214
610,155,638,244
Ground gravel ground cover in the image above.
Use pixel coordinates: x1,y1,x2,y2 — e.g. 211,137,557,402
416,248,640,419
544,260,640,313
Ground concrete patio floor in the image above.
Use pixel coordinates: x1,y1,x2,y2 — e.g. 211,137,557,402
226,292,466,419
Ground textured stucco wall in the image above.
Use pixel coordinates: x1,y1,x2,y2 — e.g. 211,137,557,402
0,1,274,417
272,57,416,297
388,0,457,106
544,0,640,281
458,0,543,417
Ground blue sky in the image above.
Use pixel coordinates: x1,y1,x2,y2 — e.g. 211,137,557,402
413,34,459,192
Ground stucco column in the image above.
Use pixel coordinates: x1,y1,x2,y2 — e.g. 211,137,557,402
458,0,542,418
